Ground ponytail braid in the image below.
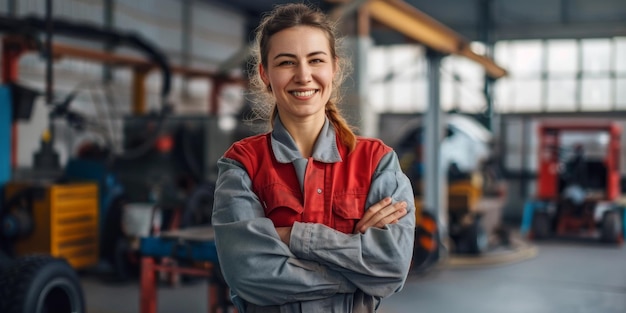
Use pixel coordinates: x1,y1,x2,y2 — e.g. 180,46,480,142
326,101,356,152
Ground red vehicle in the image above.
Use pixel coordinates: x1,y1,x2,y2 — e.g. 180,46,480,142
521,121,625,243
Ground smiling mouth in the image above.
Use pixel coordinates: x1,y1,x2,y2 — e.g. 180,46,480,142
291,90,318,97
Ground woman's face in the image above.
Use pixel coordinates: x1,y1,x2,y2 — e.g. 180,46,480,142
260,26,336,124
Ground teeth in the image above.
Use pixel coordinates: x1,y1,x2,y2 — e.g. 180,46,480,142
292,90,316,97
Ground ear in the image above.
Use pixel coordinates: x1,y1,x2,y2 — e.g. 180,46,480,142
259,63,269,86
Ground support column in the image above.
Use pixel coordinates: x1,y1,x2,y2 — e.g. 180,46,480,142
181,0,192,100
7,0,17,16
479,0,497,133
103,0,115,83
209,79,224,115
423,48,447,257
339,7,373,136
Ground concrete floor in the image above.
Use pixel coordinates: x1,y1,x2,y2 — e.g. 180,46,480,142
82,240,626,313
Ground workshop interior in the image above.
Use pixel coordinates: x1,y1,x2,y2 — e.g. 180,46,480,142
0,0,625,313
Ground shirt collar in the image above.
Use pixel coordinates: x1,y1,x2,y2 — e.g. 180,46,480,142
271,116,342,163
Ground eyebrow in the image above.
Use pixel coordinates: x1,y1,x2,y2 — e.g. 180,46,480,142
273,51,328,60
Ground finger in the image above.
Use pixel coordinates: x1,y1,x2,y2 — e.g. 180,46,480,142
358,201,407,233
370,201,406,225
356,197,391,228
374,204,407,228
373,203,407,228
359,200,402,229
361,197,392,220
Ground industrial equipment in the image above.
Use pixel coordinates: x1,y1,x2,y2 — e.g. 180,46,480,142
520,121,626,243
395,114,508,255
76,115,226,280
0,7,242,312
0,12,173,297
2,182,99,269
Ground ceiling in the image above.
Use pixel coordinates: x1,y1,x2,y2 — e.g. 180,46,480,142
208,0,626,44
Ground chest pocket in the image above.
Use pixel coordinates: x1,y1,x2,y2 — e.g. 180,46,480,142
332,190,368,234
258,184,303,227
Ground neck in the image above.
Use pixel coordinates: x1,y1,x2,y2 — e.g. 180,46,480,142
281,115,325,158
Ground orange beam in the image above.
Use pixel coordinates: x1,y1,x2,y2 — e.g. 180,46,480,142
51,42,153,69
367,0,463,54
366,0,507,78
4,36,247,115
6,36,245,82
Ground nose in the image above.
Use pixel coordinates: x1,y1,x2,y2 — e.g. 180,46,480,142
294,63,312,83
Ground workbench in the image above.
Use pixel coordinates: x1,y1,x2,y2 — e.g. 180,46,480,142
139,226,234,313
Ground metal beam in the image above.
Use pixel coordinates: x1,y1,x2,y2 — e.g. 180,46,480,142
366,0,507,78
493,22,626,40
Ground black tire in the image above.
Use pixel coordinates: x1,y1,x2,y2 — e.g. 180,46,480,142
532,212,550,240
600,210,622,243
0,254,85,313
455,214,488,255
453,214,489,254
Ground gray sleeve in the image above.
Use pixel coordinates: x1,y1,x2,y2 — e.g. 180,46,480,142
212,157,356,306
289,151,416,298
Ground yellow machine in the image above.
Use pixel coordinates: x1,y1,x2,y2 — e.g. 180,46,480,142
412,173,496,255
4,182,99,269
448,173,483,214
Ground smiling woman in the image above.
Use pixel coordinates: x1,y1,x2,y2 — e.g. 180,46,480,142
211,3,416,313
259,25,337,148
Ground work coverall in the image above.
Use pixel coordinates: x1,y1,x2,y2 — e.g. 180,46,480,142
212,117,416,312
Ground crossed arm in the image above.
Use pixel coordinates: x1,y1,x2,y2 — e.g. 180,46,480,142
212,151,415,305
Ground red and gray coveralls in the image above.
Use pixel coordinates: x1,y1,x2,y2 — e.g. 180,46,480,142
212,117,416,312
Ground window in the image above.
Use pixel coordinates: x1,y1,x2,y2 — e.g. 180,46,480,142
582,39,612,73
546,79,576,111
581,78,612,110
370,37,625,114
494,37,625,113
547,40,578,74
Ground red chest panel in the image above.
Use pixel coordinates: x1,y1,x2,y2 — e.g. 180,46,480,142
224,134,391,234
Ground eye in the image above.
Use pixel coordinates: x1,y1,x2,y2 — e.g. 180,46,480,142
310,59,324,64
278,60,295,66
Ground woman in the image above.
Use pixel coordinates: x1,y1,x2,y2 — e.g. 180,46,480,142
212,3,416,312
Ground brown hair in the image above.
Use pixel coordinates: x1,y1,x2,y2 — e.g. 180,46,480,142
248,2,357,151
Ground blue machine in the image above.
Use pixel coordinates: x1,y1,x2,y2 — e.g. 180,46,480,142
519,200,553,237
0,85,11,186
521,199,626,242
64,158,125,236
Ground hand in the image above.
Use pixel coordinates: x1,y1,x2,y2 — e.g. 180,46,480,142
275,227,292,246
354,197,408,234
